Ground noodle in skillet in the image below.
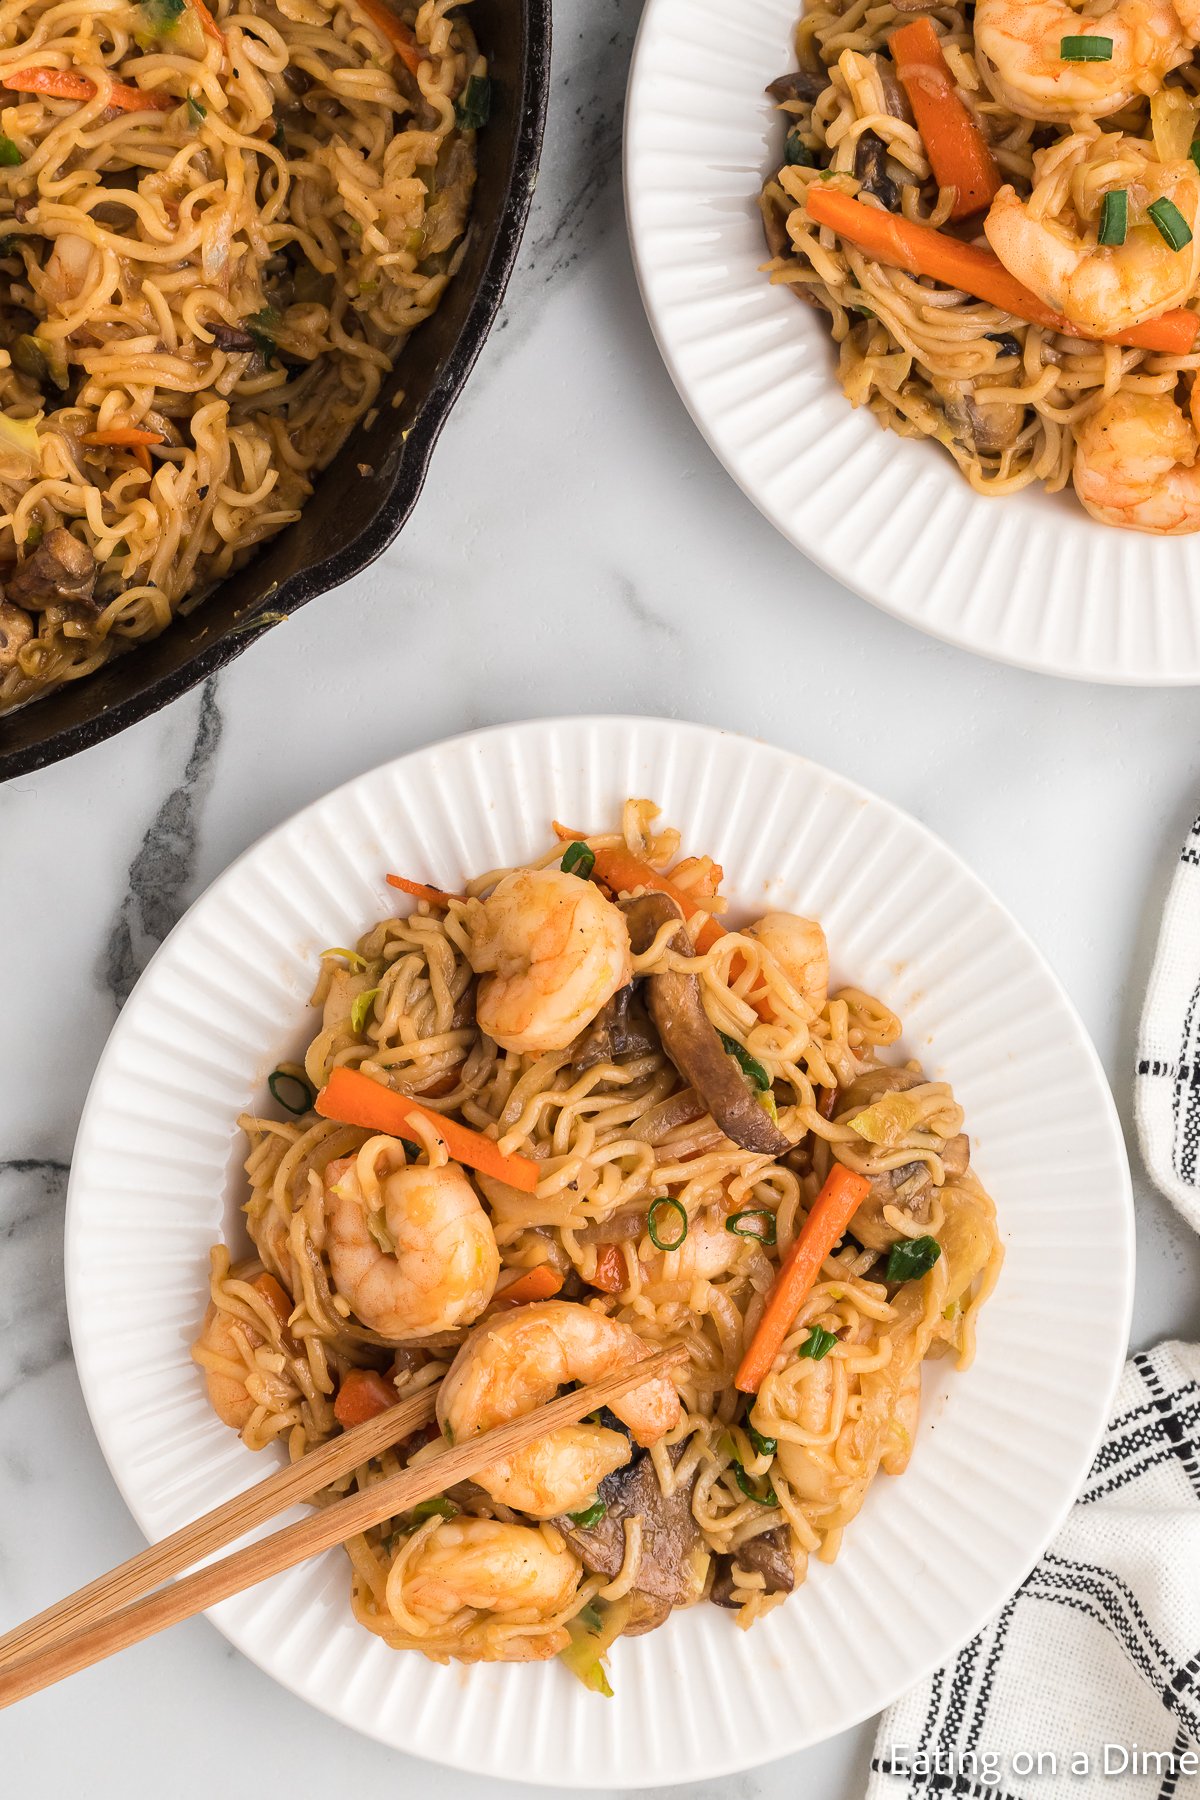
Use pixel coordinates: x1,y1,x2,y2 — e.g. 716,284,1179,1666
0,0,484,709
194,801,1003,1681
761,1,1200,531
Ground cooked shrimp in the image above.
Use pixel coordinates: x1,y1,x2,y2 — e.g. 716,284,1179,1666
324,1136,499,1339
388,1518,581,1658
744,911,829,1015
437,1299,681,1518
1073,384,1200,531
985,133,1200,334
466,867,632,1055
192,1302,262,1431
974,0,1200,122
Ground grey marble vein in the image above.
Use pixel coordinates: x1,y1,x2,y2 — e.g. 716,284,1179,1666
0,1158,71,1396
99,677,223,1009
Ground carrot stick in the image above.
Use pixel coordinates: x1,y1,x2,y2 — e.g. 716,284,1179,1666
354,0,424,77
734,1164,871,1394
333,1368,397,1428
3,67,176,113
386,874,464,907
489,1266,564,1308
561,838,726,955
890,18,999,221
187,0,227,50
81,428,165,447
132,444,152,476
804,186,1200,354
315,1065,541,1195
589,1243,626,1294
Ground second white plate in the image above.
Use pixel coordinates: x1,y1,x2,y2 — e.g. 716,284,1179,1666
65,717,1133,1784
624,0,1200,684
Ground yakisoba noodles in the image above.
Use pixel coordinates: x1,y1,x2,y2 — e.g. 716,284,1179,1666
0,0,485,710
193,801,1002,1683
762,1,1200,532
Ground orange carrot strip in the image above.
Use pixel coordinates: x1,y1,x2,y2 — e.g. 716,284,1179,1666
3,67,176,113
386,873,464,907
354,0,424,77
81,428,165,447
187,0,227,50
585,845,726,954
315,1065,540,1195
589,1243,626,1294
890,18,999,222
735,1164,871,1394
489,1265,564,1308
333,1367,397,1428
805,186,1200,354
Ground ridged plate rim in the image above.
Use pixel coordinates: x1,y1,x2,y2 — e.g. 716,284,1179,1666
623,0,1200,686
64,716,1134,1784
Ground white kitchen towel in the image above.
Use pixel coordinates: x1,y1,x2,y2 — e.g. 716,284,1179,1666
867,1340,1200,1800
1136,811,1200,1236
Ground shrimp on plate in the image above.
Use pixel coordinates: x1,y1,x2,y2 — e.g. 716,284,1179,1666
387,1517,582,1659
1073,384,1200,529
975,0,1200,121
743,911,829,1017
466,866,632,1055
324,1135,500,1339
437,1299,681,1518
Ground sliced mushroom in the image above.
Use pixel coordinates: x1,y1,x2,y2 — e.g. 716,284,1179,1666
555,1442,702,1611
6,526,97,610
571,981,659,1073
0,600,33,669
766,68,831,105
210,323,259,353
621,893,792,1157
854,130,900,212
942,386,1026,455
710,1526,795,1607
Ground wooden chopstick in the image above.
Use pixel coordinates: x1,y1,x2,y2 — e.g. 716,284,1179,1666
0,1386,438,1671
0,1346,686,1709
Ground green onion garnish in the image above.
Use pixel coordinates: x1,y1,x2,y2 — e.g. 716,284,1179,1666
350,986,380,1033
400,1138,422,1160
410,1496,457,1521
784,129,816,168
718,1031,770,1091
647,1195,688,1252
568,1498,607,1529
322,946,367,970
186,94,207,128
1060,34,1112,60
578,1601,603,1633
734,1465,779,1507
725,1208,777,1246
1097,188,1127,247
560,840,595,880
455,73,491,131
246,305,282,363
799,1323,838,1360
746,1423,777,1459
0,136,22,166
23,520,43,550
1148,196,1193,251
1191,140,1200,175
884,1235,942,1282
268,1068,314,1115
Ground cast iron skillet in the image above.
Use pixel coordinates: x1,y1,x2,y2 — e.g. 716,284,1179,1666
0,0,551,781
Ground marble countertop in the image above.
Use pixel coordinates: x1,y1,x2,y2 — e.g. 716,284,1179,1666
4,1,1200,1793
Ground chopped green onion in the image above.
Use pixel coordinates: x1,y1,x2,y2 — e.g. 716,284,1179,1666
1148,196,1193,251
400,1138,422,1160
455,73,491,131
784,129,816,168
268,1069,314,1115
186,94,207,127
1059,33,1112,60
725,1208,777,1246
0,136,22,166
799,1323,838,1361
410,1496,457,1521
13,335,48,385
568,1498,607,1529
734,1465,779,1507
246,305,282,363
23,520,43,550
885,1235,942,1282
1191,139,1200,175
560,840,595,880
848,302,875,317
647,1195,688,1252
746,1423,776,1459
322,946,367,971
350,986,380,1033
1098,188,1127,247
718,1031,770,1091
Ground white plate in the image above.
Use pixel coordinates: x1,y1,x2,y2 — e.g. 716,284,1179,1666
66,717,1133,1785
624,0,1200,685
